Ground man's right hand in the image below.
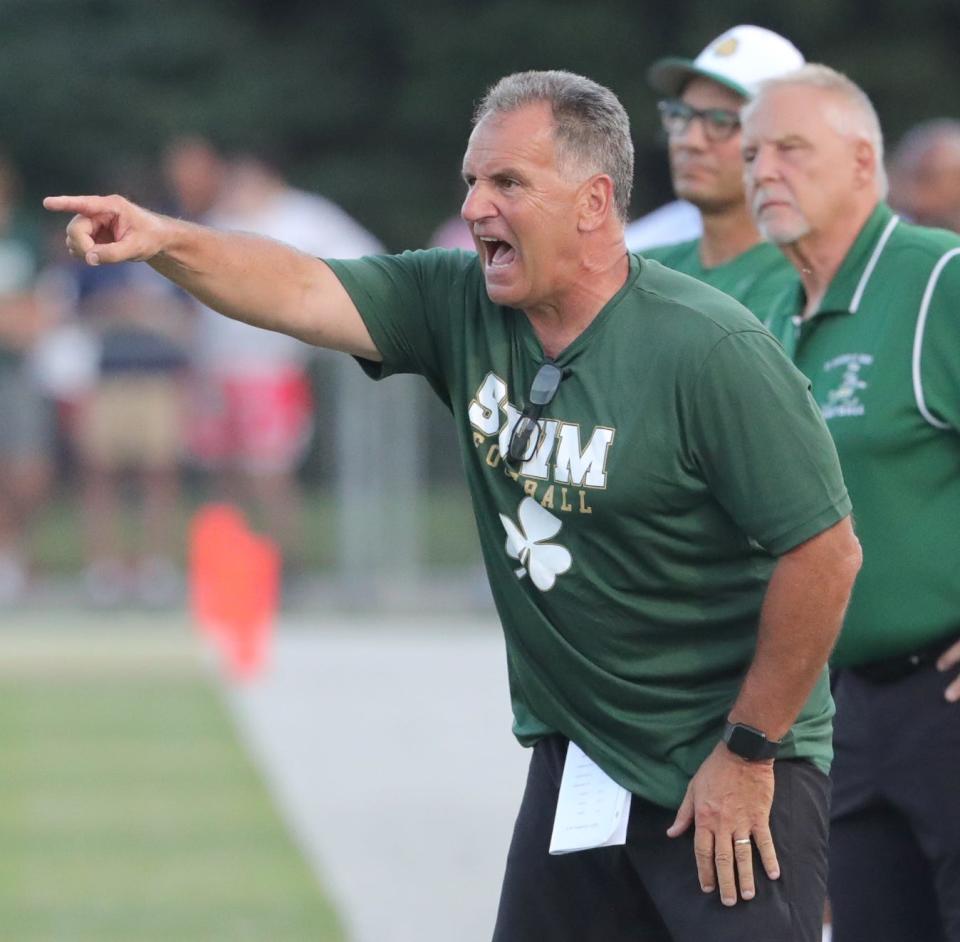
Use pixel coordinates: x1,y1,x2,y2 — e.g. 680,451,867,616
43,194,169,267
666,742,779,906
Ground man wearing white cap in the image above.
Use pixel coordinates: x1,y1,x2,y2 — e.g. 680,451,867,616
633,25,804,320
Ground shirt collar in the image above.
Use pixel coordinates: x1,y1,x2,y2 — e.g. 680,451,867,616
815,202,900,316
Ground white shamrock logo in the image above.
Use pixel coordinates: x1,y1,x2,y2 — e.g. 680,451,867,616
499,497,572,591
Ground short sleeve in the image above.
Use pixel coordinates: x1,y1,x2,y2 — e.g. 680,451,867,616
916,250,960,431
326,249,475,391
685,329,851,555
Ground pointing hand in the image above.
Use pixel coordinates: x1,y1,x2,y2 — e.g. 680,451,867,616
43,194,167,266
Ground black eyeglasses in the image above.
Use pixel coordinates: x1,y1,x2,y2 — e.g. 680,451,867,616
657,99,741,143
506,360,563,465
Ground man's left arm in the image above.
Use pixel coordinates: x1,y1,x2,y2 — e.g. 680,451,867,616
667,515,861,906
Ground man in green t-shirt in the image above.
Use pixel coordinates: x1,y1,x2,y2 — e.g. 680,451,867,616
743,64,960,942
45,70,860,942
631,25,803,320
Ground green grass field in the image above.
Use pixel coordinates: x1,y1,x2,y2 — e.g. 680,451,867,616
0,617,345,942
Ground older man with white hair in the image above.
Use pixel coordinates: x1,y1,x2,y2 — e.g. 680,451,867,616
743,64,960,942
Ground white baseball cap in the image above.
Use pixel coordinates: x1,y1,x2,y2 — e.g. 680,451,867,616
648,25,805,100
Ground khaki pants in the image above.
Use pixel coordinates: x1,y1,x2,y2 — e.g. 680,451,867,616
77,373,185,469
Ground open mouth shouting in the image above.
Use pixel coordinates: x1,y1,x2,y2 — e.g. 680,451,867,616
478,235,518,274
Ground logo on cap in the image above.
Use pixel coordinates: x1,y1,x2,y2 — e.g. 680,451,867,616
712,37,739,57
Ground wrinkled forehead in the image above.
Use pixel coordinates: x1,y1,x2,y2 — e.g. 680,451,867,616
469,101,555,141
743,84,836,140
463,103,559,167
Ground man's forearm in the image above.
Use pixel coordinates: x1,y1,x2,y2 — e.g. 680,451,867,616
728,516,862,741
147,218,355,350
43,194,381,361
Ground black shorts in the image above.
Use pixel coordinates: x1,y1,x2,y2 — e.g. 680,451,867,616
493,734,830,942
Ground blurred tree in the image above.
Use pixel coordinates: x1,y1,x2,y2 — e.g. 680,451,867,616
0,0,957,250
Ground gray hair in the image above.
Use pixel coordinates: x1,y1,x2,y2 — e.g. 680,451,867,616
474,70,634,222
744,63,888,198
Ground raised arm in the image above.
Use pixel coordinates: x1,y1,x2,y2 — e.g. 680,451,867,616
43,194,382,361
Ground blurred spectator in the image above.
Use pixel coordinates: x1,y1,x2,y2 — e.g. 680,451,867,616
164,142,383,574
0,155,54,604
162,135,228,220
30,229,101,447
70,257,194,607
889,118,960,232
42,158,195,607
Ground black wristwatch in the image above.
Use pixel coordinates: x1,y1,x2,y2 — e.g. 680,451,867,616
722,721,781,761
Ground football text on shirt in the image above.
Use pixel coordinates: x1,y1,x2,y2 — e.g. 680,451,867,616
467,372,615,514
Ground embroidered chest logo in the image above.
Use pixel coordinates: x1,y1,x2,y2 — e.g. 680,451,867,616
821,353,873,420
499,497,572,591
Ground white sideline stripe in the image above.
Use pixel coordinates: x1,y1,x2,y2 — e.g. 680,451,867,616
228,622,528,942
849,215,900,313
912,247,960,430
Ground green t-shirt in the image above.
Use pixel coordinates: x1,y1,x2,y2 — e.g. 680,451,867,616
328,250,850,808
643,238,798,323
766,203,960,668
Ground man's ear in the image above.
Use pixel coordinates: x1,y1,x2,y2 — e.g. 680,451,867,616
578,174,615,232
853,139,877,191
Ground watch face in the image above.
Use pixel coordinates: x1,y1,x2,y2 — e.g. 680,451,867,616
724,722,777,760
727,724,764,759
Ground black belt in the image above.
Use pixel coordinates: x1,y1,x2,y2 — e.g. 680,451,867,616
846,634,957,684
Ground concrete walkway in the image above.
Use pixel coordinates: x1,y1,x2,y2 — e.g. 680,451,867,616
228,615,529,942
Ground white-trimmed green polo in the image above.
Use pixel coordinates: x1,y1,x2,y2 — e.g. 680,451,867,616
328,249,850,807
642,238,798,323
766,203,960,668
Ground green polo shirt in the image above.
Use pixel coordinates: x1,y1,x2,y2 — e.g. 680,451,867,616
328,249,850,808
766,203,960,668
642,238,798,322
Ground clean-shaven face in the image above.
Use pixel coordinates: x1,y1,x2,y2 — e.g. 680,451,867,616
742,85,864,246
461,101,585,311
667,77,747,213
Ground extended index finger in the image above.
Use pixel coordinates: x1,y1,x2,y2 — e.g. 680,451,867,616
43,194,118,216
